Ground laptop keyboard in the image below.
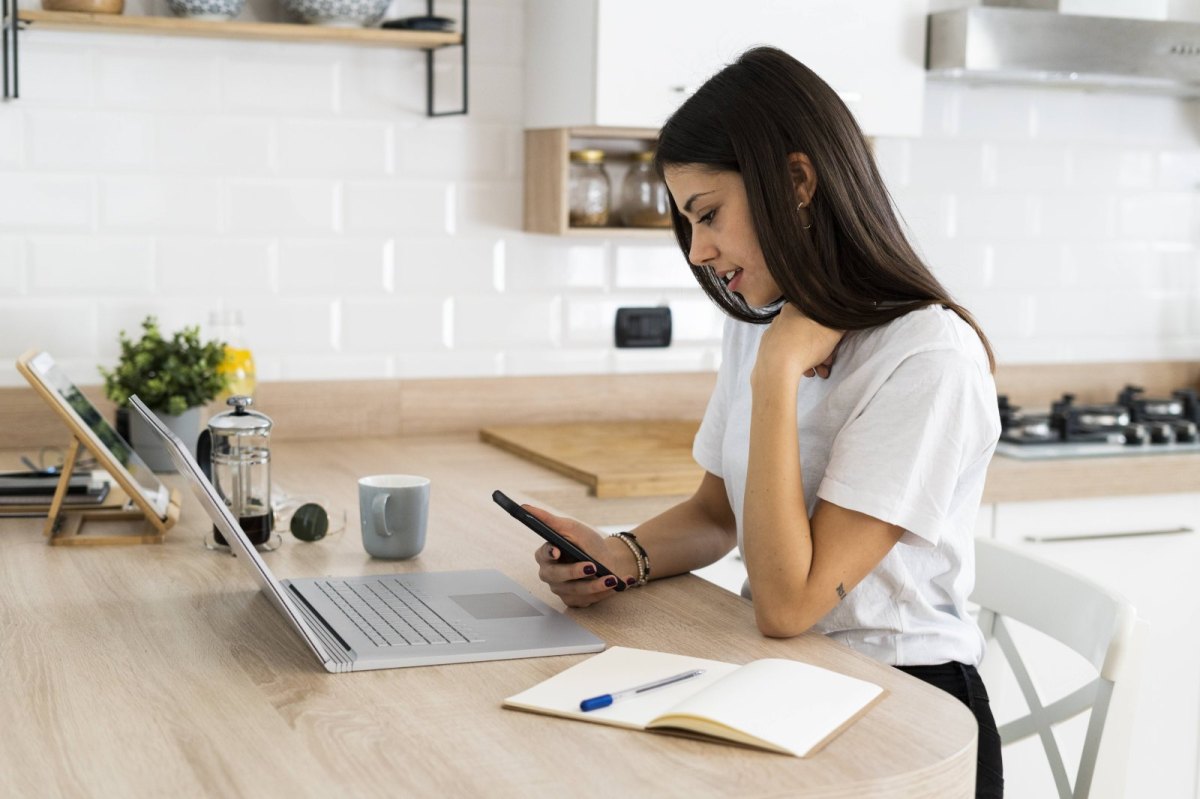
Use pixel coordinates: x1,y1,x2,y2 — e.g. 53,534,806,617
317,577,483,648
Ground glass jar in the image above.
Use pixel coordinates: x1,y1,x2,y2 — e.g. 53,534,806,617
204,395,279,552
619,150,671,228
568,149,611,227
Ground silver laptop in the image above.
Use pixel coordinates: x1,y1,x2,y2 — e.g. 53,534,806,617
129,396,604,673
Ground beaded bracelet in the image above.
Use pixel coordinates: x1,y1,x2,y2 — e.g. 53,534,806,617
609,531,650,587
609,533,643,585
620,532,650,582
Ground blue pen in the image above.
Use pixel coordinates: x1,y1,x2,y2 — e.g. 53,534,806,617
579,669,706,712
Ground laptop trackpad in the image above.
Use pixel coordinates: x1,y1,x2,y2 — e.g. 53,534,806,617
451,592,543,620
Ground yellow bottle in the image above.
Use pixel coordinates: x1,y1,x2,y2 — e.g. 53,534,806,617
210,310,256,403
218,345,257,401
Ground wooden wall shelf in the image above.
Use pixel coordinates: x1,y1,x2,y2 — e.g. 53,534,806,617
4,3,468,114
16,9,462,48
524,126,674,237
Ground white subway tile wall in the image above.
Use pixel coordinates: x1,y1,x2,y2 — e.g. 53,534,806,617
97,49,222,113
28,237,155,292
226,179,339,234
0,237,25,292
276,119,391,178
0,175,94,231
29,110,155,171
1,5,1198,386
340,297,446,354
277,239,390,294
222,54,337,115
154,115,274,176
156,238,274,293
101,176,224,232
15,42,95,107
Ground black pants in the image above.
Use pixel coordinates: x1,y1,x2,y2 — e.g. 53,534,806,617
896,662,1004,799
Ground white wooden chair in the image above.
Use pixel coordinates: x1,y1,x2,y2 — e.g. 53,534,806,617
971,537,1148,799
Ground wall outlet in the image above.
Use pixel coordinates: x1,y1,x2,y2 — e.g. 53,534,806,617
614,307,672,348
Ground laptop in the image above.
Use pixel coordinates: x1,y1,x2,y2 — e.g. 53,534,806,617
128,396,605,673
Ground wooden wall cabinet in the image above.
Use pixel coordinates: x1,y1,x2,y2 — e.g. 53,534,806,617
524,0,928,138
524,126,672,237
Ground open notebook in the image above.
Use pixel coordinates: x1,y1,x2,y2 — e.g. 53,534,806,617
503,647,886,757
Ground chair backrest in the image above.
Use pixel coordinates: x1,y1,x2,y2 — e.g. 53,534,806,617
971,537,1147,799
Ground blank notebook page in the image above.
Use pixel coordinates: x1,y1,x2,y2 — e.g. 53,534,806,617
657,658,884,755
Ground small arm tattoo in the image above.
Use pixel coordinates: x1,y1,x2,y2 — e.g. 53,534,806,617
836,582,847,601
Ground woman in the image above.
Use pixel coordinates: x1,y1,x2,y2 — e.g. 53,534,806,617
527,47,1003,798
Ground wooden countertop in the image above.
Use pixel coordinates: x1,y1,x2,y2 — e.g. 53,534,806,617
984,451,1200,503
479,419,1200,504
0,435,976,798
5,362,1199,504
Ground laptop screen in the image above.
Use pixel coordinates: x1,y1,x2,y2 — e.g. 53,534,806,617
127,395,332,666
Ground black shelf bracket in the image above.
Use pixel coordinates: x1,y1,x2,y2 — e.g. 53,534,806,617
424,0,467,117
2,0,18,100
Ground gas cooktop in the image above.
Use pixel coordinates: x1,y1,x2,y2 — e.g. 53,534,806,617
996,385,1200,460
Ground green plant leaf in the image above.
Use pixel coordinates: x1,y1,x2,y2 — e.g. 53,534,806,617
100,315,231,414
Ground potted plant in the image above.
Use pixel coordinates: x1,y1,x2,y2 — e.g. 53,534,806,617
101,316,228,472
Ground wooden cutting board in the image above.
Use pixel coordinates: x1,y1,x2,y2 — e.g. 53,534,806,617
479,420,703,498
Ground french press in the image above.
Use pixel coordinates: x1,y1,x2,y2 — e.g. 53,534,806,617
198,396,278,550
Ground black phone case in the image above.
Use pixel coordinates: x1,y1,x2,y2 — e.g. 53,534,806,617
492,490,625,591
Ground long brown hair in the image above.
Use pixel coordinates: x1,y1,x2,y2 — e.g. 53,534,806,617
654,46,995,371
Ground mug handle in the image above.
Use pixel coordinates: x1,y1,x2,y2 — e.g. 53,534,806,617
372,494,393,537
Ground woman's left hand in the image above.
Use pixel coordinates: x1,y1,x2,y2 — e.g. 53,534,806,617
752,304,843,388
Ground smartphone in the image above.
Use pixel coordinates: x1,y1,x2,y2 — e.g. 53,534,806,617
491,490,625,592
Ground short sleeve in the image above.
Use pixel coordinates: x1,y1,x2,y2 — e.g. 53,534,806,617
816,349,996,547
692,318,742,477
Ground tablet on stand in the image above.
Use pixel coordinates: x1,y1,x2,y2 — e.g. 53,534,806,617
15,350,182,546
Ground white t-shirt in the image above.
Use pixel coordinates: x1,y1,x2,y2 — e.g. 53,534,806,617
693,305,1000,667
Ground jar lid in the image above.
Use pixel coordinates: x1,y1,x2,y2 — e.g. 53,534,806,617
632,150,656,162
570,149,606,164
208,395,272,434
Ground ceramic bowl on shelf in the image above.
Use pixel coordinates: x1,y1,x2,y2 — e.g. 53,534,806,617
41,0,124,13
279,0,390,27
165,0,245,21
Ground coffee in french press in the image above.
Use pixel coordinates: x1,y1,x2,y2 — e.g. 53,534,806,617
197,396,275,548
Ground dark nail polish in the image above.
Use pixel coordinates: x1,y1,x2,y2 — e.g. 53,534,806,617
583,564,596,576
604,576,617,588
626,577,637,586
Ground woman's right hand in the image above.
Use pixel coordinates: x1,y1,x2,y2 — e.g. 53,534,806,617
526,504,637,608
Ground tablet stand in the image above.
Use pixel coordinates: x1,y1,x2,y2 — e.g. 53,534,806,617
43,436,182,546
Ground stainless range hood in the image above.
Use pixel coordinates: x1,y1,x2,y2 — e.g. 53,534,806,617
927,2,1200,96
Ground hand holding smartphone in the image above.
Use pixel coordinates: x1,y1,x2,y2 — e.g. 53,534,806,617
492,490,625,592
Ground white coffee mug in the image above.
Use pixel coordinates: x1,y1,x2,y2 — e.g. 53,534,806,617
358,475,429,560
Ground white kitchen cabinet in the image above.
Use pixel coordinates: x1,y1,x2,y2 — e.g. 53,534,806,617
982,494,1200,799
524,0,929,137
